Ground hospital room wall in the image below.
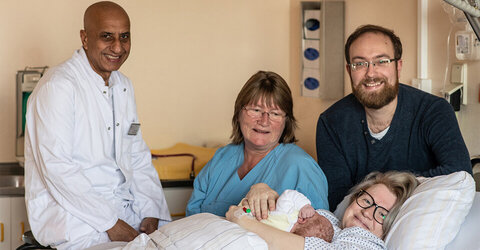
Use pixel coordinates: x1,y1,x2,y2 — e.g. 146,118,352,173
0,0,292,162
428,1,480,157
0,0,417,162
0,0,478,163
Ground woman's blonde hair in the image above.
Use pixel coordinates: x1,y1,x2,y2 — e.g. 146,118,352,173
348,171,419,238
230,71,297,144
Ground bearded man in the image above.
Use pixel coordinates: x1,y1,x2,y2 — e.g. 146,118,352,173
315,24,472,211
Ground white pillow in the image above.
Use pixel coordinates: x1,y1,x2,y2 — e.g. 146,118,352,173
334,171,475,249
385,171,475,249
333,193,351,219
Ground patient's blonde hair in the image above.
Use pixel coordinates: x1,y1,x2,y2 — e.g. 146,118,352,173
348,171,419,238
230,71,297,144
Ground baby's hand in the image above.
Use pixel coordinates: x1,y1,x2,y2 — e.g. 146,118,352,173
298,204,315,220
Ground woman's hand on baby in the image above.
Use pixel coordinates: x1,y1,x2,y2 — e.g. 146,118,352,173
298,204,315,222
243,183,279,221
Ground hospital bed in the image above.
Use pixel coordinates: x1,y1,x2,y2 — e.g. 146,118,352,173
22,195,480,250
96,191,480,250
104,171,479,250
446,157,480,249
148,151,480,249
20,152,480,249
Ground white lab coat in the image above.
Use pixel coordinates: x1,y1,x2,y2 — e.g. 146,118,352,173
24,48,171,248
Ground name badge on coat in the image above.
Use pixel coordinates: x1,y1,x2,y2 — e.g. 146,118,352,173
127,123,140,135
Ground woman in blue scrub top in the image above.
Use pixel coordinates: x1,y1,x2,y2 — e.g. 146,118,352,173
186,71,329,217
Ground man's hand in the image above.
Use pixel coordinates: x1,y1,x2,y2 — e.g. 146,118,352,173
242,183,279,220
139,217,159,234
106,219,139,242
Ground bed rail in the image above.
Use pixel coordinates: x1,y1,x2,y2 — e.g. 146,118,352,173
151,153,197,180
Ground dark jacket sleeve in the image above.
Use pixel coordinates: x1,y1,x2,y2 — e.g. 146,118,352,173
316,114,354,211
418,99,472,177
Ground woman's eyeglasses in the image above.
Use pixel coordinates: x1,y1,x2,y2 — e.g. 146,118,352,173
243,107,286,122
356,189,390,225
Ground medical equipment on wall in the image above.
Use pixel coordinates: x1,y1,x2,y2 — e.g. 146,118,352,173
455,23,480,60
444,0,480,40
16,66,48,164
443,1,480,60
444,0,480,16
300,1,344,99
441,1,480,111
444,63,467,111
301,2,321,98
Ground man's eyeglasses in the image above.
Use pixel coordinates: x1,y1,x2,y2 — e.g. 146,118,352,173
356,189,390,225
243,107,286,122
349,58,399,72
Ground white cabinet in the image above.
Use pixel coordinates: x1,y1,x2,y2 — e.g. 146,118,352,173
11,197,29,248
0,198,11,250
163,187,193,220
0,197,30,250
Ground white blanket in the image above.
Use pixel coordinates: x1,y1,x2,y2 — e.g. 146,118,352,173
98,213,267,250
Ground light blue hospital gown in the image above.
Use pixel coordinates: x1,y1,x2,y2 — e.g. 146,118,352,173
304,210,386,250
186,143,329,217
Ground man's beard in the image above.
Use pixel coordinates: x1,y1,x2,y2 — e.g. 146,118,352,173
351,76,399,109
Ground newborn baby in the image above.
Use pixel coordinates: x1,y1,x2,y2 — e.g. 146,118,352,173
290,206,334,242
245,189,334,242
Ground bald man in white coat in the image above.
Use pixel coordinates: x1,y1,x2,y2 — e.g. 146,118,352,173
24,2,171,249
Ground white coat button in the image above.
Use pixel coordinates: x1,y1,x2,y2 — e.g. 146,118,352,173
123,88,127,92
103,91,107,94
108,127,111,130
116,123,120,126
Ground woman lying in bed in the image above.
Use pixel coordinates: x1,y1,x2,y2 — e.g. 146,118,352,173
226,171,419,250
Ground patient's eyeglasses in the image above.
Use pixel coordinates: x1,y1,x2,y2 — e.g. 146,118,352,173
243,107,286,122
349,58,399,72
356,189,390,225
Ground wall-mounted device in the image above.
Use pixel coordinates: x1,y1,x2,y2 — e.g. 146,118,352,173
301,1,344,99
16,66,48,165
444,0,480,41
455,23,480,60
443,63,467,111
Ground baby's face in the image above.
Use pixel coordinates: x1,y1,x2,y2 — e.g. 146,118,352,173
290,213,334,242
